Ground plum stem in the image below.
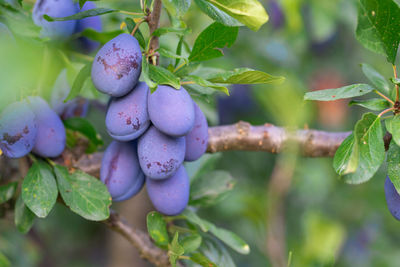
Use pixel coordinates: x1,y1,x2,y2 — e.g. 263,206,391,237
130,18,145,36
394,64,399,102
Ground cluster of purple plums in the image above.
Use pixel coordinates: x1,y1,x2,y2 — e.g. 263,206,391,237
0,0,209,216
93,33,208,215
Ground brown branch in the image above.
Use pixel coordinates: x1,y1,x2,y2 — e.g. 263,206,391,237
147,0,162,65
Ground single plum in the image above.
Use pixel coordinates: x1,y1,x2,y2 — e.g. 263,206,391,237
28,96,66,158
106,82,150,141
385,176,400,221
185,102,208,161
32,0,78,40
75,1,102,53
0,101,37,158
50,69,89,119
91,33,142,97
100,141,144,201
146,165,190,216
138,126,185,180
148,85,195,137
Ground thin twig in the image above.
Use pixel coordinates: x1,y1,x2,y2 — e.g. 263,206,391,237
374,90,394,105
394,64,399,102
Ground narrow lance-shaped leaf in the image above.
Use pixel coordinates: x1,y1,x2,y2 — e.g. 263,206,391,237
333,133,359,176
148,64,181,90
169,232,185,267
142,57,158,91
361,63,390,94
14,195,35,234
147,211,169,249
387,142,400,195
348,98,390,111
342,113,385,184
304,84,374,101
22,161,58,218
206,0,268,31
181,234,202,253
44,8,117,22
65,62,92,102
207,68,285,85
185,75,229,95
189,22,238,62
54,165,111,221
63,117,103,147
356,0,400,64
81,29,124,45
194,0,243,27
386,115,400,147
124,18,146,48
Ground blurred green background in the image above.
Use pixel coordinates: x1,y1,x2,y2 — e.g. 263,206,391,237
1,0,400,266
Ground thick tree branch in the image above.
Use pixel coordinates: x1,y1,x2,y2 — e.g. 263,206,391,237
148,0,162,64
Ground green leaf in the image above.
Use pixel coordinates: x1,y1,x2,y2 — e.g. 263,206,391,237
195,237,236,267
304,84,374,101
162,0,191,18
356,0,400,64
190,170,235,207
63,117,103,152
342,113,385,184
207,68,285,85
348,98,390,111
147,211,169,249
205,0,268,31
189,22,238,62
80,29,124,45
152,27,191,37
0,182,17,204
65,62,92,102
361,63,390,94
190,253,217,267
194,0,243,27
169,232,185,267
22,161,58,218
142,58,158,91
333,133,359,176
386,115,400,146
124,18,146,49
387,142,400,195
181,234,202,253
182,209,250,254
158,47,188,62
14,195,35,234
185,75,229,95
44,8,116,22
148,64,181,90
0,252,10,267
54,165,111,221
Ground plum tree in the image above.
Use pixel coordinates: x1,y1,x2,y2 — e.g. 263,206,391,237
32,0,78,40
0,101,37,158
138,126,185,180
74,1,102,53
100,141,144,201
185,102,209,162
106,82,150,141
50,69,90,119
28,96,66,158
385,177,400,221
91,33,142,97
148,85,195,137
146,165,190,215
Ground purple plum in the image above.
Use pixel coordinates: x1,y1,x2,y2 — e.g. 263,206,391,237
91,33,142,97
146,165,190,216
148,85,195,137
106,82,150,141
385,176,400,221
138,126,185,180
100,141,144,201
0,101,37,158
32,0,78,40
185,102,208,161
75,1,102,53
28,96,66,158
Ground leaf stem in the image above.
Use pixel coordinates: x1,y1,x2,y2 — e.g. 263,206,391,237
374,90,394,105
180,81,195,85
131,18,145,36
394,64,399,102
119,11,144,16
174,62,187,73
378,107,395,118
